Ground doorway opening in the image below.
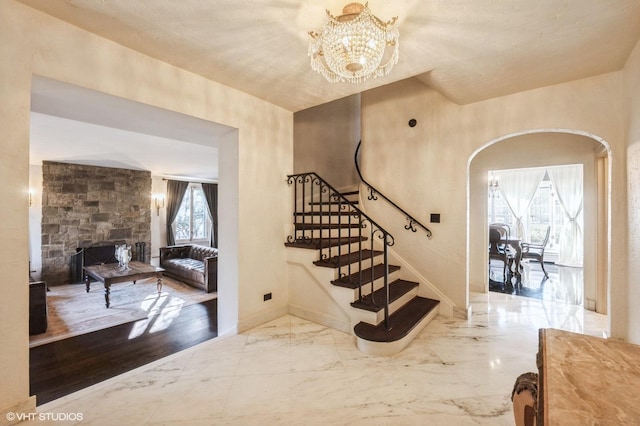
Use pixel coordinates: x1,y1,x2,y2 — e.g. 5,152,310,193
28,76,240,404
468,130,610,318
487,165,584,305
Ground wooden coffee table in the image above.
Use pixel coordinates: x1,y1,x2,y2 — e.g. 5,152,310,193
84,261,165,308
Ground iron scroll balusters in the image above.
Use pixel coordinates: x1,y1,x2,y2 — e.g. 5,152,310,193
354,141,433,238
287,172,395,330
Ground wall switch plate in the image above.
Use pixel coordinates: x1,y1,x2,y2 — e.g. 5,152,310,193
263,292,272,301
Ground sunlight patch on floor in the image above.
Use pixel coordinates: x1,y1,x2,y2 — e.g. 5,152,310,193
128,293,186,339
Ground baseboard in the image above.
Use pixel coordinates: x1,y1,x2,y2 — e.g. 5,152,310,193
454,304,472,320
216,326,238,339
288,304,352,334
236,305,289,334
1,396,36,425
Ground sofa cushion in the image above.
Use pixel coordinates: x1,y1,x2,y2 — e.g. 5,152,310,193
164,258,205,273
188,245,218,261
164,246,192,260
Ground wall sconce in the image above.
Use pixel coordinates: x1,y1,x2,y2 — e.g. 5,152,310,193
153,194,165,216
488,173,500,198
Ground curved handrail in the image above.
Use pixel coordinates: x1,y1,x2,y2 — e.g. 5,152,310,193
355,141,433,238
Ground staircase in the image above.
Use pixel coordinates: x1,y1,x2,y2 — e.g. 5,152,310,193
285,173,439,356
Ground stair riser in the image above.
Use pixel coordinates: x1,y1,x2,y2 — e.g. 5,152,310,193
317,241,381,259
316,253,384,279
354,287,419,326
295,214,363,225
340,269,401,297
305,203,356,213
319,259,382,277
297,228,361,239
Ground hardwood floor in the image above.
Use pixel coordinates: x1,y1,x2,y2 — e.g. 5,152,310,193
30,299,217,406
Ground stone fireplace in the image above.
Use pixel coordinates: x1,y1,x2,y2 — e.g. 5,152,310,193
41,161,152,285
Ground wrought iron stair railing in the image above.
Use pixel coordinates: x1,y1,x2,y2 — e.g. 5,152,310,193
355,141,432,238
287,172,394,329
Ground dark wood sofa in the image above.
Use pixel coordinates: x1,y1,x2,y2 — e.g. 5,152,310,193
159,244,218,293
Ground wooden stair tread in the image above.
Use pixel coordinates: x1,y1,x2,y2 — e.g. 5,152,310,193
350,279,418,312
354,297,440,343
307,200,359,205
294,211,357,216
340,190,359,196
314,249,383,268
284,236,366,250
295,223,361,230
331,264,400,289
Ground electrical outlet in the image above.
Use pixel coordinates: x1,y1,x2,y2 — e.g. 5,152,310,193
263,292,272,301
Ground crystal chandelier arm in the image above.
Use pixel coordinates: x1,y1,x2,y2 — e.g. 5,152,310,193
307,2,399,84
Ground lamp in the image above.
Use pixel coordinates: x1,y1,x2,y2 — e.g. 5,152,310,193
308,2,399,84
153,194,165,216
489,173,500,198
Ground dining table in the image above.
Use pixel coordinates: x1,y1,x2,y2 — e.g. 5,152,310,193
500,237,523,280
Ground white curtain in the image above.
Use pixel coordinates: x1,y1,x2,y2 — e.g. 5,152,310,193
494,168,546,240
548,165,583,267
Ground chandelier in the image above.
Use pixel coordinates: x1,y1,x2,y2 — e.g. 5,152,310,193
308,2,399,84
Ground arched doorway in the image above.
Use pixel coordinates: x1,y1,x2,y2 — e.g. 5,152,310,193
468,130,610,314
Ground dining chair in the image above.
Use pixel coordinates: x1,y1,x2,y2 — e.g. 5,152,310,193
522,226,551,278
489,223,515,282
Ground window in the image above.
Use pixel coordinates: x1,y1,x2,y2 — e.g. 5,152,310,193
527,178,553,245
173,183,211,244
488,168,578,253
488,189,513,225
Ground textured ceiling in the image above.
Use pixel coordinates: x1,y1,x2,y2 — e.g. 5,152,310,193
19,0,640,179
29,76,230,180
17,0,640,112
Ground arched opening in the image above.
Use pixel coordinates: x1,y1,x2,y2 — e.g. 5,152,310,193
468,130,610,316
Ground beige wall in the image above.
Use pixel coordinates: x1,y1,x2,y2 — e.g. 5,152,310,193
293,95,360,190
624,39,640,344
0,1,32,416
0,0,292,417
360,72,626,322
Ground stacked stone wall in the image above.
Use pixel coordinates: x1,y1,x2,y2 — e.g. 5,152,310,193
41,161,151,285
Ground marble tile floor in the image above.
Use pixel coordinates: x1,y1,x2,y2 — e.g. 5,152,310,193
489,260,584,306
26,292,607,425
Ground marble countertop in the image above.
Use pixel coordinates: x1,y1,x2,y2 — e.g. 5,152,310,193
539,328,640,425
